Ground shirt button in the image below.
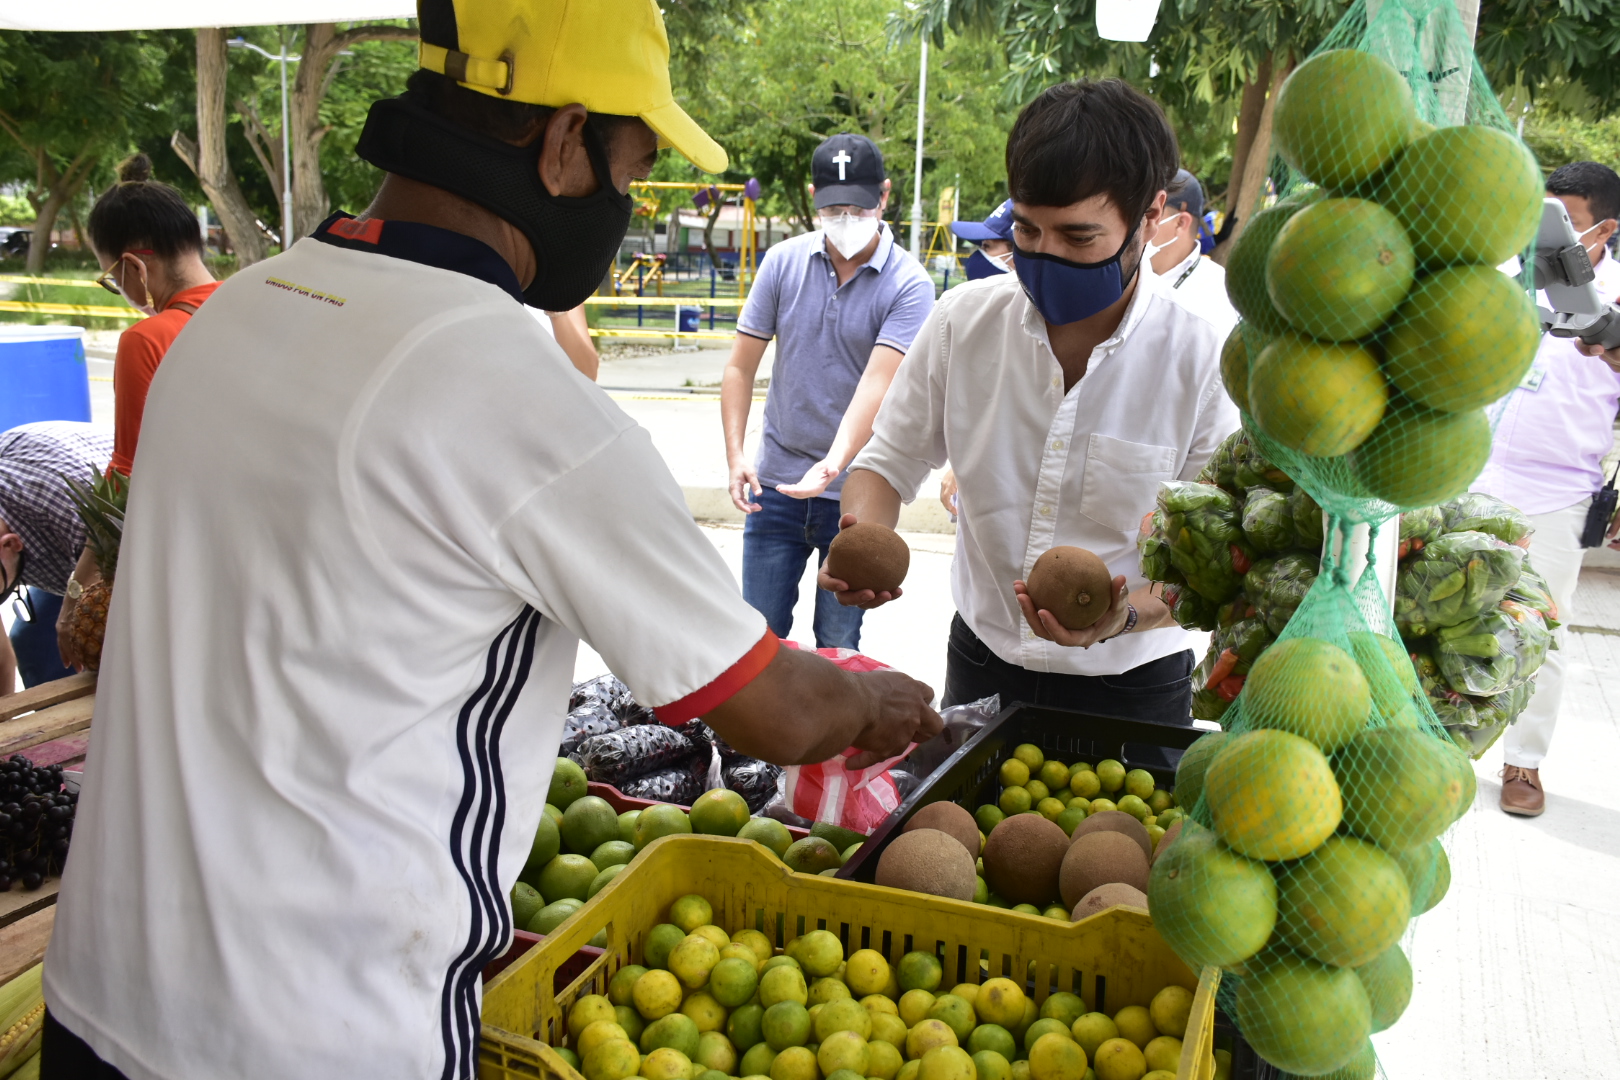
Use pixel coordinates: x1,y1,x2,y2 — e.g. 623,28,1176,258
1051,377,1061,389
1051,440,1064,450
1040,506,1052,516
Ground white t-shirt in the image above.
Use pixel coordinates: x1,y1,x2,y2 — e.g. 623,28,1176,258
1157,248,1238,338
851,270,1238,676
44,217,774,1080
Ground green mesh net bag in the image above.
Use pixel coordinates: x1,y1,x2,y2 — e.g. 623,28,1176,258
1220,0,1544,523
1142,2,1547,1074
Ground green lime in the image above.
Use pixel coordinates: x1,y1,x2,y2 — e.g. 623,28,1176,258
1094,760,1125,793
511,882,544,930
1055,807,1086,836
524,813,561,880
1012,744,1045,772
967,1024,1017,1060
641,1013,701,1058
608,964,647,1006
563,795,623,855
645,923,687,970
1038,761,1072,791
712,956,761,1008
763,1000,813,1051
588,863,627,898
691,788,752,836
783,838,842,875
528,897,582,935
634,804,693,850
729,1002,767,1051
590,840,636,872
738,817,794,858
538,854,598,903
618,810,641,845
898,950,943,993
1124,770,1156,801
974,805,1005,835
998,787,1032,816
549,757,589,810
973,875,990,904
998,759,1030,788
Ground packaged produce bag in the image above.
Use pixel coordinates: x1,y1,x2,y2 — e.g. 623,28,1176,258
1441,492,1533,546
1432,599,1553,696
1159,481,1253,604
1394,531,1525,637
776,643,907,833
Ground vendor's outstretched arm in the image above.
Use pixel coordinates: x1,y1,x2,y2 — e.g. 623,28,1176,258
703,643,941,768
815,468,906,609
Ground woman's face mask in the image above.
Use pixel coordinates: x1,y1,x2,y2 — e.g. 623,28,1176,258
964,247,1013,280
818,209,882,260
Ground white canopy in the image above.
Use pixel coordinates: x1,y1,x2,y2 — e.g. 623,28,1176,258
0,2,412,31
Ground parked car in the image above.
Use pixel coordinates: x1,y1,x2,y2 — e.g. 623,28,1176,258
0,227,31,259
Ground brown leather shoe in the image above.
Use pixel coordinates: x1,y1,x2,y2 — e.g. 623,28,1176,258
1500,765,1545,816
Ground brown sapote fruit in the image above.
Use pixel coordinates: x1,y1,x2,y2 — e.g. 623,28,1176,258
1025,547,1113,630
826,523,910,593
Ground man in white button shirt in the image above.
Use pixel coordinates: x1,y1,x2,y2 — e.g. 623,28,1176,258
1148,169,1237,337
822,79,1239,723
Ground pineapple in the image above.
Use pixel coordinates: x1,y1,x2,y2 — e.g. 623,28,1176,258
60,469,128,672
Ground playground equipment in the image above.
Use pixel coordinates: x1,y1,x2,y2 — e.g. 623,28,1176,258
613,252,668,297
626,180,759,299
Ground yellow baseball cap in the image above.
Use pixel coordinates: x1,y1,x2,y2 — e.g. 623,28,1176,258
416,0,727,173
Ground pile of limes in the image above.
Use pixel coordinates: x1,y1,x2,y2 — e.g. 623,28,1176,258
548,893,1217,1080
1225,48,1544,508
977,745,1179,853
514,761,868,938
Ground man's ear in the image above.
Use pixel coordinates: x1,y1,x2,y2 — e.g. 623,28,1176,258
879,178,892,211
1599,218,1619,250
537,104,593,198
1142,189,1169,234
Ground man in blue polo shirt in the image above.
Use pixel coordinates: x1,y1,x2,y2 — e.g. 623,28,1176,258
721,133,935,648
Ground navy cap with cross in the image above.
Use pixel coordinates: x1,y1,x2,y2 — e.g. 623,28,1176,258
812,133,886,210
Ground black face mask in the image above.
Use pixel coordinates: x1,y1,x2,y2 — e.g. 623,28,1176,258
356,94,632,310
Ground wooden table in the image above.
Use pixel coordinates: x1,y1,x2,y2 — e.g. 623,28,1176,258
0,674,94,982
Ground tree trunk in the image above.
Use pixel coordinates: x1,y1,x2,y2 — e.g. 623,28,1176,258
24,150,94,274
702,195,725,271
172,29,268,266
290,23,416,239
1223,59,1271,214
1211,57,1289,265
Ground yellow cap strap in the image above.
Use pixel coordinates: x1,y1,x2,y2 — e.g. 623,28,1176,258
419,43,513,96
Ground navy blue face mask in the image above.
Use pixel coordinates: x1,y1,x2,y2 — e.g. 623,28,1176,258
1013,222,1142,325
964,248,1012,280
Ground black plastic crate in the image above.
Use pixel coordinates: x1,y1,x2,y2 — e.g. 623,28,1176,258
842,701,1275,1078
839,701,1208,886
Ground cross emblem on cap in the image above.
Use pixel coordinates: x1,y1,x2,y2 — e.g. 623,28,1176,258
832,149,851,180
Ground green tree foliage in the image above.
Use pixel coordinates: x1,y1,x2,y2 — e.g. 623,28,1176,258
663,0,1013,236
0,31,195,271
1477,0,1620,114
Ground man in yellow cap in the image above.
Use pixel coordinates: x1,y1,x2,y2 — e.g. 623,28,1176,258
41,3,939,1077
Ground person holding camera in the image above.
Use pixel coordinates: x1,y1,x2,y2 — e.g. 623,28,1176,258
1474,161,1620,817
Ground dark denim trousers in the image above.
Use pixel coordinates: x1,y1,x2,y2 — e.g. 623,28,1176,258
741,488,864,649
942,613,1195,725
10,588,73,687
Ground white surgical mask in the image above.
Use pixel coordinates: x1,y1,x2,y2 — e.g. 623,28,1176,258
1577,218,1613,263
988,250,1013,273
819,212,881,260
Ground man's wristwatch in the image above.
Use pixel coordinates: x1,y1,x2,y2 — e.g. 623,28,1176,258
1101,603,1137,642
65,576,83,600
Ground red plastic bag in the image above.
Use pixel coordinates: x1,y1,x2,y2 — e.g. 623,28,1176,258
778,643,910,834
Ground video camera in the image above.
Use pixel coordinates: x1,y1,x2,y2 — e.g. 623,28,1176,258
1534,196,1620,352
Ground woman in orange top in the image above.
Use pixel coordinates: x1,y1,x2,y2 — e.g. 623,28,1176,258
91,154,222,475
57,154,221,667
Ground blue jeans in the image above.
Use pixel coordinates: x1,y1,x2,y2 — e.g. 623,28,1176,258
10,588,73,687
742,488,864,649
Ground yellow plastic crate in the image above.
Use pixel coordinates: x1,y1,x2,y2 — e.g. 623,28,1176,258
481,835,1219,1080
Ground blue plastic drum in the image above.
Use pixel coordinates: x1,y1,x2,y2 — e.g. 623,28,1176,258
677,306,701,334
0,326,91,432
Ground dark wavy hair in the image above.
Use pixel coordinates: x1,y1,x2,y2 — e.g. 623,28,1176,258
1006,79,1179,223
87,154,203,260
